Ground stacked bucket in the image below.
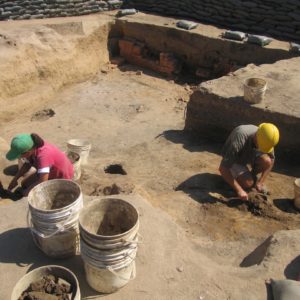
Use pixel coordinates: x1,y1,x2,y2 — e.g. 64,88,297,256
26,176,139,295
79,198,139,293
28,180,83,258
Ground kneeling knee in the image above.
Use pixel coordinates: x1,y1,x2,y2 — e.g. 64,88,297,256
260,155,273,169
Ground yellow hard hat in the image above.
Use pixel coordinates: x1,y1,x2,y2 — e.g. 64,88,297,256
256,123,280,153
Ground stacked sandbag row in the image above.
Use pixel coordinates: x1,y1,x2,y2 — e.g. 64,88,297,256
0,0,123,21
123,0,300,42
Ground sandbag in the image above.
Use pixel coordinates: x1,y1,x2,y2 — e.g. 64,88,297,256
290,42,300,53
176,20,198,30
223,30,246,41
247,34,272,46
271,279,300,300
117,9,138,17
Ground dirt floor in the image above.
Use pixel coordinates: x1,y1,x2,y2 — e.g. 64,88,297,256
0,12,300,300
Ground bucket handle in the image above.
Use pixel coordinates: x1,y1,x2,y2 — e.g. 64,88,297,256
27,208,77,239
106,264,136,282
122,233,144,245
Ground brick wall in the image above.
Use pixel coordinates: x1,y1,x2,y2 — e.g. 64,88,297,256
123,0,300,42
0,0,122,20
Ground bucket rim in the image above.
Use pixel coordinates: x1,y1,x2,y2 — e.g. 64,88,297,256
11,265,80,300
244,77,267,88
79,221,139,242
28,179,82,213
79,198,139,239
67,139,91,148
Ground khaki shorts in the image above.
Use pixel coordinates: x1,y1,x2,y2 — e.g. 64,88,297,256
230,163,250,179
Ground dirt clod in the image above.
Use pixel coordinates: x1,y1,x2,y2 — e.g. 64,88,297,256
18,275,73,300
97,209,134,236
31,109,55,122
50,192,76,209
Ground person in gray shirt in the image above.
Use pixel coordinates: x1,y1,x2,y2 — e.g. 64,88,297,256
219,123,279,200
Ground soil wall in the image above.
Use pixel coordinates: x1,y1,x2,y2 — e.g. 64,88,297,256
185,89,300,158
124,0,300,42
0,0,122,20
0,18,111,122
184,56,300,161
113,19,294,73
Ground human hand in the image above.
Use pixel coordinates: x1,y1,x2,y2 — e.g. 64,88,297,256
237,189,248,201
255,182,269,195
8,178,18,191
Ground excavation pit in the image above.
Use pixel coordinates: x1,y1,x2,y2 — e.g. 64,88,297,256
0,12,300,300
104,164,127,175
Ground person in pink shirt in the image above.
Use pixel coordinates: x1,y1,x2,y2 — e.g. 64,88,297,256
6,133,74,196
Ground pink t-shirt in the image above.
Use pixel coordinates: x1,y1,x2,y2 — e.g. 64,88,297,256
31,142,74,180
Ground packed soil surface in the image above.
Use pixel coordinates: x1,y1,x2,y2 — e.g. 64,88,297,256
0,13,299,300
2,64,298,241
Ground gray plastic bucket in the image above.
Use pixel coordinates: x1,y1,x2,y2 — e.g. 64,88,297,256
243,78,267,104
28,179,83,258
67,139,91,165
11,265,80,300
79,198,139,293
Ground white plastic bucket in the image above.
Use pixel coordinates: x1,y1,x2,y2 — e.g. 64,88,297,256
66,152,81,181
11,265,80,300
243,78,267,104
294,179,300,210
67,139,91,165
79,198,139,250
28,179,83,258
81,238,136,293
83,258,136,293
81,237,138,264
79,198,139,293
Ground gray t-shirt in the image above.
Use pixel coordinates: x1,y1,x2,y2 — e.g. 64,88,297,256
221,125,259,168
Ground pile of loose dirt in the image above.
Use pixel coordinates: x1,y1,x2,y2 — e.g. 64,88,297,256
50,192,76,210
96,210,133,236
18,275,72,300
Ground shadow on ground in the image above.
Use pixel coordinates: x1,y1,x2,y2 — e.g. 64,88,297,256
3,164,18,176
273,198,299,214
157,129,223,155
0,227,103,298
240,236,272,268
284,255,300,280
175,172,238,205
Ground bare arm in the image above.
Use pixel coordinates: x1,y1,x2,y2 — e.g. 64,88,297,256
22,173,49,196
8,163,32,191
